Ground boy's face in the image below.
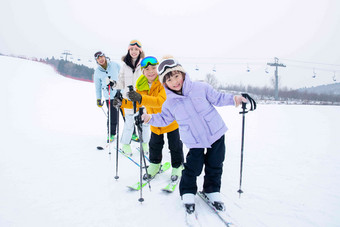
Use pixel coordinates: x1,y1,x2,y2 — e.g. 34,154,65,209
143,65,158,83
129,46,140,59
165,71,184,92
96,56,106,66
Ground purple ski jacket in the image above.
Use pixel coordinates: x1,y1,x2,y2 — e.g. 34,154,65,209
148,74,235,149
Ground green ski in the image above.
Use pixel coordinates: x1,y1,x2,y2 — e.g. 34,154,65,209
162,178,180,193
127,162,171,191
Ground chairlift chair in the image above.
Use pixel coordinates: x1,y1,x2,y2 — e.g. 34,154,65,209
312,68,316,78
246,64,250,72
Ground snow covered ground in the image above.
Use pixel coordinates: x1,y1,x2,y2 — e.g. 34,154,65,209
1,56,339,227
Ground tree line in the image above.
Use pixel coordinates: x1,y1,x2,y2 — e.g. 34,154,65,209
205,73,340,104
43,57,94,82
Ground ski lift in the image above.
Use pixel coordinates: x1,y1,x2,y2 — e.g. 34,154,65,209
333,72,337,82
265,66,269,74
195,65,199,71
246,64,250,72
212,65,216,73
312,68,316,78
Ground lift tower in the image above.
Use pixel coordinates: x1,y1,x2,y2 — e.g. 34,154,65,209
267,57,286,100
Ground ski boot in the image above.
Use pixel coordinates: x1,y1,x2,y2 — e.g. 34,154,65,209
170,164,184,181
143,163,161,180
185,203,195,214
142,143,149,155
122,144,132,156
183,193,195,213
131,133,140,142
107,135,115,143
205,192,225,211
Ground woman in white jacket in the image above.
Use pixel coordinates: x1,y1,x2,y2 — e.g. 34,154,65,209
116,40,149,155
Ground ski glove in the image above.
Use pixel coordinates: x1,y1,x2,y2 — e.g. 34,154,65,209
105,77,117,87
97,99,103,107
112,97,122,107
127,90,142,104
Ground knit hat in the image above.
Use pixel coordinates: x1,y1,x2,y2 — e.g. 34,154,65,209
158,55,186,82
128,39,143,53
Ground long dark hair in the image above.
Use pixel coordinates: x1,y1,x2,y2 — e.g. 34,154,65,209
122,51,145,73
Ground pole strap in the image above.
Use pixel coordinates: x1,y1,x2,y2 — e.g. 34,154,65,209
241,93,257,112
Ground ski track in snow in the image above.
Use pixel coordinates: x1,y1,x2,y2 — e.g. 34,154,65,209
1,56,340,227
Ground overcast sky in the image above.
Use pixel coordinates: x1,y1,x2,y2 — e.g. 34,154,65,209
1,0,340,88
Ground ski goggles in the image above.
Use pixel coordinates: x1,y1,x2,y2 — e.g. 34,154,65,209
94,51,105,59
141,56,159,69
157,58,178,75
129,40,142,48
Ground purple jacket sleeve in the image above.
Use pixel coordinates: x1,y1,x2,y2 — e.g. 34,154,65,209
205,84,235,106
148,104,175,127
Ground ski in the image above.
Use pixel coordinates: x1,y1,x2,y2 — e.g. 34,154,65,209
185,204,201,227
197,191,234,227
135,147,150,162
162,178,180,193
127,162,171,191
118,149,140,167
97,145,140,167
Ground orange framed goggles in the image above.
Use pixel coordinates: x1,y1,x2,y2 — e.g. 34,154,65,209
129,40,142,48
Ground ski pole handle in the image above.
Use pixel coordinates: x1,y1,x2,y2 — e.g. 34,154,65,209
106,76,117,88
127,85,134,92
241,93,257,111
128,85,137,113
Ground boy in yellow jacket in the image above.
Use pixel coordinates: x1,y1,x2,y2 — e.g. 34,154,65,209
127,56,184,181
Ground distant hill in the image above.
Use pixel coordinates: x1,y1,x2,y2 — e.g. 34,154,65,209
43,57,94,82
298,83,340,95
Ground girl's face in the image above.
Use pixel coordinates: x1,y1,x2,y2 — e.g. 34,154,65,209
165,71,184,92
129,46,140,59
143,65,158,83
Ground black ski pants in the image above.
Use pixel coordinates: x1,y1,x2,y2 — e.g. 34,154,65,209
149,129,184,168
179,135,226,196
105,99,118,136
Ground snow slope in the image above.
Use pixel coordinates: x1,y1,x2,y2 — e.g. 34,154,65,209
1,56,340,227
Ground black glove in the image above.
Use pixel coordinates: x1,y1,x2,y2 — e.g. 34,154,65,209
97,99,103,107
127,90,142,104
105,77,117,87
112,97,122,107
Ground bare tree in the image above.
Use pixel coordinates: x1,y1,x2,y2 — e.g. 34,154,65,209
205,73,219,89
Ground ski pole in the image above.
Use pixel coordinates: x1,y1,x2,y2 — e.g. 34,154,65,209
114,89,122,180
100,106,107,117
128,85,137,113
108,84,112,157
135,108,151,203
128,85,139,139
237,93,256,197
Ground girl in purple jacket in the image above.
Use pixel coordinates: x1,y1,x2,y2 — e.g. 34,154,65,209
142,56,246,215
